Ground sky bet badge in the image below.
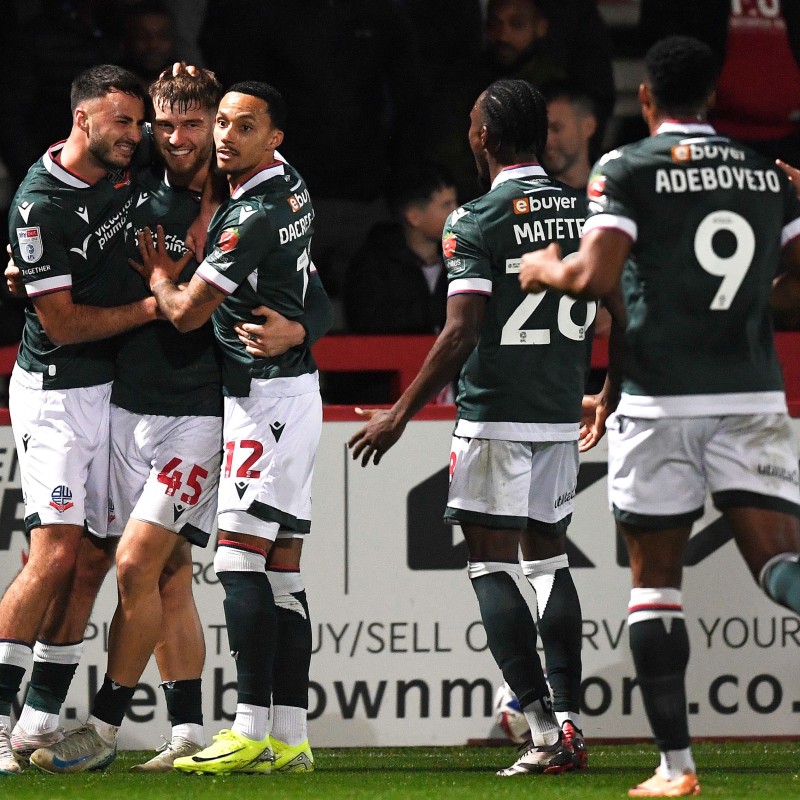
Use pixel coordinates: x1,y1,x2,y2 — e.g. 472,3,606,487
17,227,43,263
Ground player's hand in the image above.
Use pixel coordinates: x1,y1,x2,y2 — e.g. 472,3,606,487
130,225,193,290
777,160,800,200
578,391,611,452
186,214,209,259
519,242,561,294
5,245,25,297
235,306,306,357
347,407,406,466
166,61,216,80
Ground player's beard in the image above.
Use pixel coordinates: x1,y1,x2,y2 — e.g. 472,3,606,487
164,141,212,180
88,133,135,172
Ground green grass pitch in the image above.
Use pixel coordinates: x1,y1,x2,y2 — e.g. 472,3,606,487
6,742,800,799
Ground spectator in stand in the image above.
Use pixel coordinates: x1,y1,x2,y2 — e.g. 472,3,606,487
200,0,427,314
344,163,457,336
332,164,457,405
120,1,178,88
640,0,800,164
541,82,597,191
485,0,564,91
484,0,615,150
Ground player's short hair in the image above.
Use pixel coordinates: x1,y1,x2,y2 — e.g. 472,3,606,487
541,80,596,119
479,79,548,163
227,81,287,130
387,162,455,218
645,36,717,117
150,69,223,114
70,64,147,112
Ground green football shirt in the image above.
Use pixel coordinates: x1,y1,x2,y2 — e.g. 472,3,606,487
585,122,800,417
196,160,317,396
111,164,222,417
9,143,135,388
443,163,596,441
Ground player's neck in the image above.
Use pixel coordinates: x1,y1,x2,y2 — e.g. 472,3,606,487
59,132,110,185
227,152,278,194
648,112,707,135
169,160,210,194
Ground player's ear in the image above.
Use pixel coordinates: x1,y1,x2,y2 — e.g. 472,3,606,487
269,128,284,151
483,124,501,155
638,82,655,127
75,106,90,133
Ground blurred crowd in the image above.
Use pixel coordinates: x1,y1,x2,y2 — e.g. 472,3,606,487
2,0,800,348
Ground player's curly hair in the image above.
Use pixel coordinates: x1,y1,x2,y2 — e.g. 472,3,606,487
645,36,717,117
479,79,548,164
150,69,223,114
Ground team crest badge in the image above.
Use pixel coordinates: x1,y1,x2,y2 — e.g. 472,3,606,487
17,227,43,264
442,232,457,259
218,228,239,252
50,485,74,513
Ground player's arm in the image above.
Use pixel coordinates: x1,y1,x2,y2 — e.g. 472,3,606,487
518,228,631,299
348,293,485,466
579,286,625,452
771,236,800,313
131,225,224,332
186,168,227,259
234,269,333,357
32,291,158,346
6,244,156,343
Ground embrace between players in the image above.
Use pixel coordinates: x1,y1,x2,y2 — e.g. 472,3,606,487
4,34,800,798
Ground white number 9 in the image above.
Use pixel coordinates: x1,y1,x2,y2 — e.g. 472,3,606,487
693,210,755,311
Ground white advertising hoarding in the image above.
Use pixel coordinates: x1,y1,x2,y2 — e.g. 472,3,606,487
0,416,798,748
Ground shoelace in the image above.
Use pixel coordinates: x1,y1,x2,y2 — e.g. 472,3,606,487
49,726,107,759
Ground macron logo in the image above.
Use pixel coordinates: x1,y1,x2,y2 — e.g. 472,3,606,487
239,206,257,224
75,206,89,223
136,192,150,208
19,202,34,224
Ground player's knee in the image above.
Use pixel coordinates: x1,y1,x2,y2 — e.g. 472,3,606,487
27,536,82,584
115,549,161,596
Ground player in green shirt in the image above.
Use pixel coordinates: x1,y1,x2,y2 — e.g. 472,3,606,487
0,65,156,776
126,81,323,776
519,37,800,798
27,71,330,776
349,79,611,777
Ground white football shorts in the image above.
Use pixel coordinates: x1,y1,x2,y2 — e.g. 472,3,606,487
444,436,579,529
108,405,221,546
607,412,800,526
9,364,111,536
217,379,322,542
